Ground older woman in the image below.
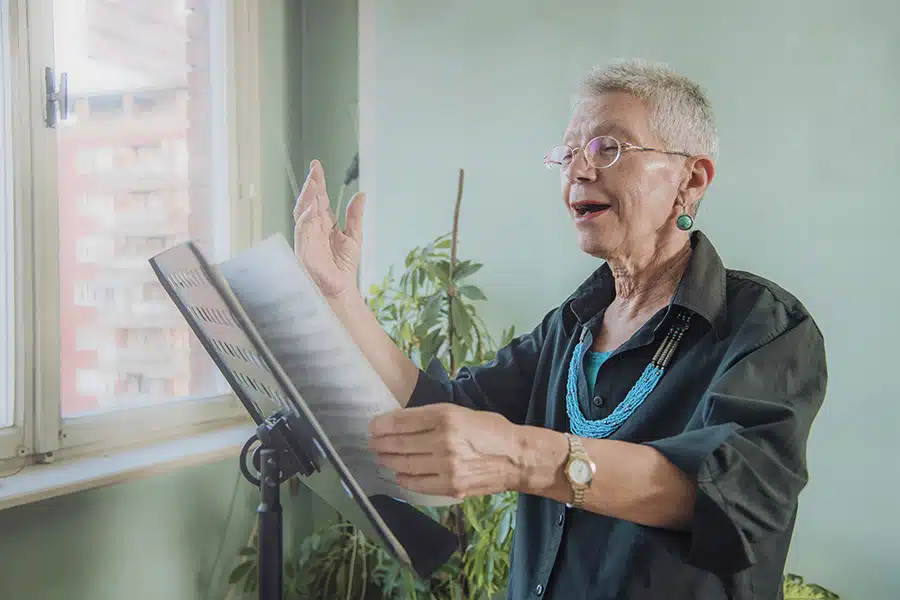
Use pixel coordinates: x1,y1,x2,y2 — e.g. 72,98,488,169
293,60,826,600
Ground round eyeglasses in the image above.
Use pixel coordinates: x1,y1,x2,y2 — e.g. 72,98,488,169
543,135,692,170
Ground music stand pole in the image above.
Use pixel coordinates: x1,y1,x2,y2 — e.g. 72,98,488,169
257,447,283,600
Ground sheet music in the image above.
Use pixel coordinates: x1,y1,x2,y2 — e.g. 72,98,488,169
219,235,459,507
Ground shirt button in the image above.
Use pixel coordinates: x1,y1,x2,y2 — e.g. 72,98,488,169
557,513,564,526
535,584,544,595
592,395,604,407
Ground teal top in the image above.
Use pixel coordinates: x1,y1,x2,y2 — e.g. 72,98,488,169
583,350,612,397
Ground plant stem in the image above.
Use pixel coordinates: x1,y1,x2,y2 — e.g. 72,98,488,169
444,168,470,598
358,531,368,600
451,169,463,272
345,529,357,600
447,168,464,377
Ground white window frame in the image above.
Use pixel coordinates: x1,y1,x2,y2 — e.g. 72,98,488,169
0,0,33,463
0,0,263,466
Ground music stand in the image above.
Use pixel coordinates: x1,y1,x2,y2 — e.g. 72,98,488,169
148,242,458,600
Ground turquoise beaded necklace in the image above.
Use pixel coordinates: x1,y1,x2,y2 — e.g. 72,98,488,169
565,311,692,438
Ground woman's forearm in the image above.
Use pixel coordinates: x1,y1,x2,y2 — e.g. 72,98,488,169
327,289,421,407
515,426,696,530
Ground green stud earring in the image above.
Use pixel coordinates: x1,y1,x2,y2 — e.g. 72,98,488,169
676,210,694,231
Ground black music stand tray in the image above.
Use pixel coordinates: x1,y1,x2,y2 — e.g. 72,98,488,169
148,241,458,600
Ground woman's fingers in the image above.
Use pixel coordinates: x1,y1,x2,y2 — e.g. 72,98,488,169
310,161,332,218
293,204,316,251
294,160,331,219
344,192,366,244
294,166,320,222
309,159,329,200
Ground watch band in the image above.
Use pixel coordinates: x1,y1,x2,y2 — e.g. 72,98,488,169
565,433,589,508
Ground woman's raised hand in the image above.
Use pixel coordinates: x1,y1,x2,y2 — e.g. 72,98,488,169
292,160,366,299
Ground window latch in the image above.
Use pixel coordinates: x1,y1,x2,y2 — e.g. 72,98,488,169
44,66,68,128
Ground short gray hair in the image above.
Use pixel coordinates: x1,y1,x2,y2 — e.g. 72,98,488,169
579,59,719,160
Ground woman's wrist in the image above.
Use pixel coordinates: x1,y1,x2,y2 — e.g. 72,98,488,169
325,285,366,320
512,425,569,495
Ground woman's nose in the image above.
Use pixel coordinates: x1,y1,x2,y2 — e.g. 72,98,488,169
565,150,598,184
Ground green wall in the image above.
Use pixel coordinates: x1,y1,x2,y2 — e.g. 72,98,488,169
290,0,360,217
360,1,900,598
0,460,257,600
263,0,360,240
260,0,291,241
0,2,358,599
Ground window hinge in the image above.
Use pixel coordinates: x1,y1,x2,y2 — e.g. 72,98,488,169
44,66,68,129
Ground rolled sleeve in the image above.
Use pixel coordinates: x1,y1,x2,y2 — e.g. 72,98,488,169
406,311,553,424
646,313,827,574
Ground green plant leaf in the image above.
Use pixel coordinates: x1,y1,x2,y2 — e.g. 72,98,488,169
421,293,443,327
239,546,256,557
783,573,840,599
399,321,413,344
426,260,451,285
243,565,258,593
496,510,512,545
419,331,443,368
414,321,433,343
458,285,486,300
383,566,398,595
450,299,472,341
228,560,253,584
451,260,482,282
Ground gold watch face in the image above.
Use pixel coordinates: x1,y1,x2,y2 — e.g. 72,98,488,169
566,458,593,485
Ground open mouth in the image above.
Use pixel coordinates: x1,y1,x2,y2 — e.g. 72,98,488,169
571,202,611,219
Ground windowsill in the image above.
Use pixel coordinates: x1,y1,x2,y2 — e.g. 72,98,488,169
0,420,256,512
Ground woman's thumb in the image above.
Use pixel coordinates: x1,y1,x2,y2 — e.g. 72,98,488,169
344,192,366,243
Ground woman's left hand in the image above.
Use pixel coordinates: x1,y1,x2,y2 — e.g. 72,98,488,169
368,403,523,499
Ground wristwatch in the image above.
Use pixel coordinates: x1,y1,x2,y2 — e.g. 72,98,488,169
564,433,596,508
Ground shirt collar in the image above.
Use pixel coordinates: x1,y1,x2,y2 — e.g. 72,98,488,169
566,230,728,338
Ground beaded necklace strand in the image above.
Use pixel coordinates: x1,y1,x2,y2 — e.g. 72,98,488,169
565,311,692,438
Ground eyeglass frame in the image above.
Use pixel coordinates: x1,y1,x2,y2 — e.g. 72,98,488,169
543,135,693,171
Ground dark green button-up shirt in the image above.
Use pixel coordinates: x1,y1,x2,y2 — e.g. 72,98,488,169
409,231,827,599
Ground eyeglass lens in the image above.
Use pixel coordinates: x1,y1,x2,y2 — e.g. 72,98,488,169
546,136,621,169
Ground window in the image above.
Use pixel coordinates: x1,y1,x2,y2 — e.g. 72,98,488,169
87,94,124,117
78,191,115,217
73,281,98,307
75,236,113,263
75,327,99,351
143,281,167,302
127,191,164,212
75,369,114,397
74,147,115,174
1,0,263,465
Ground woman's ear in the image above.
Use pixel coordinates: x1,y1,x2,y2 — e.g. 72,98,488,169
679,155,715,206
